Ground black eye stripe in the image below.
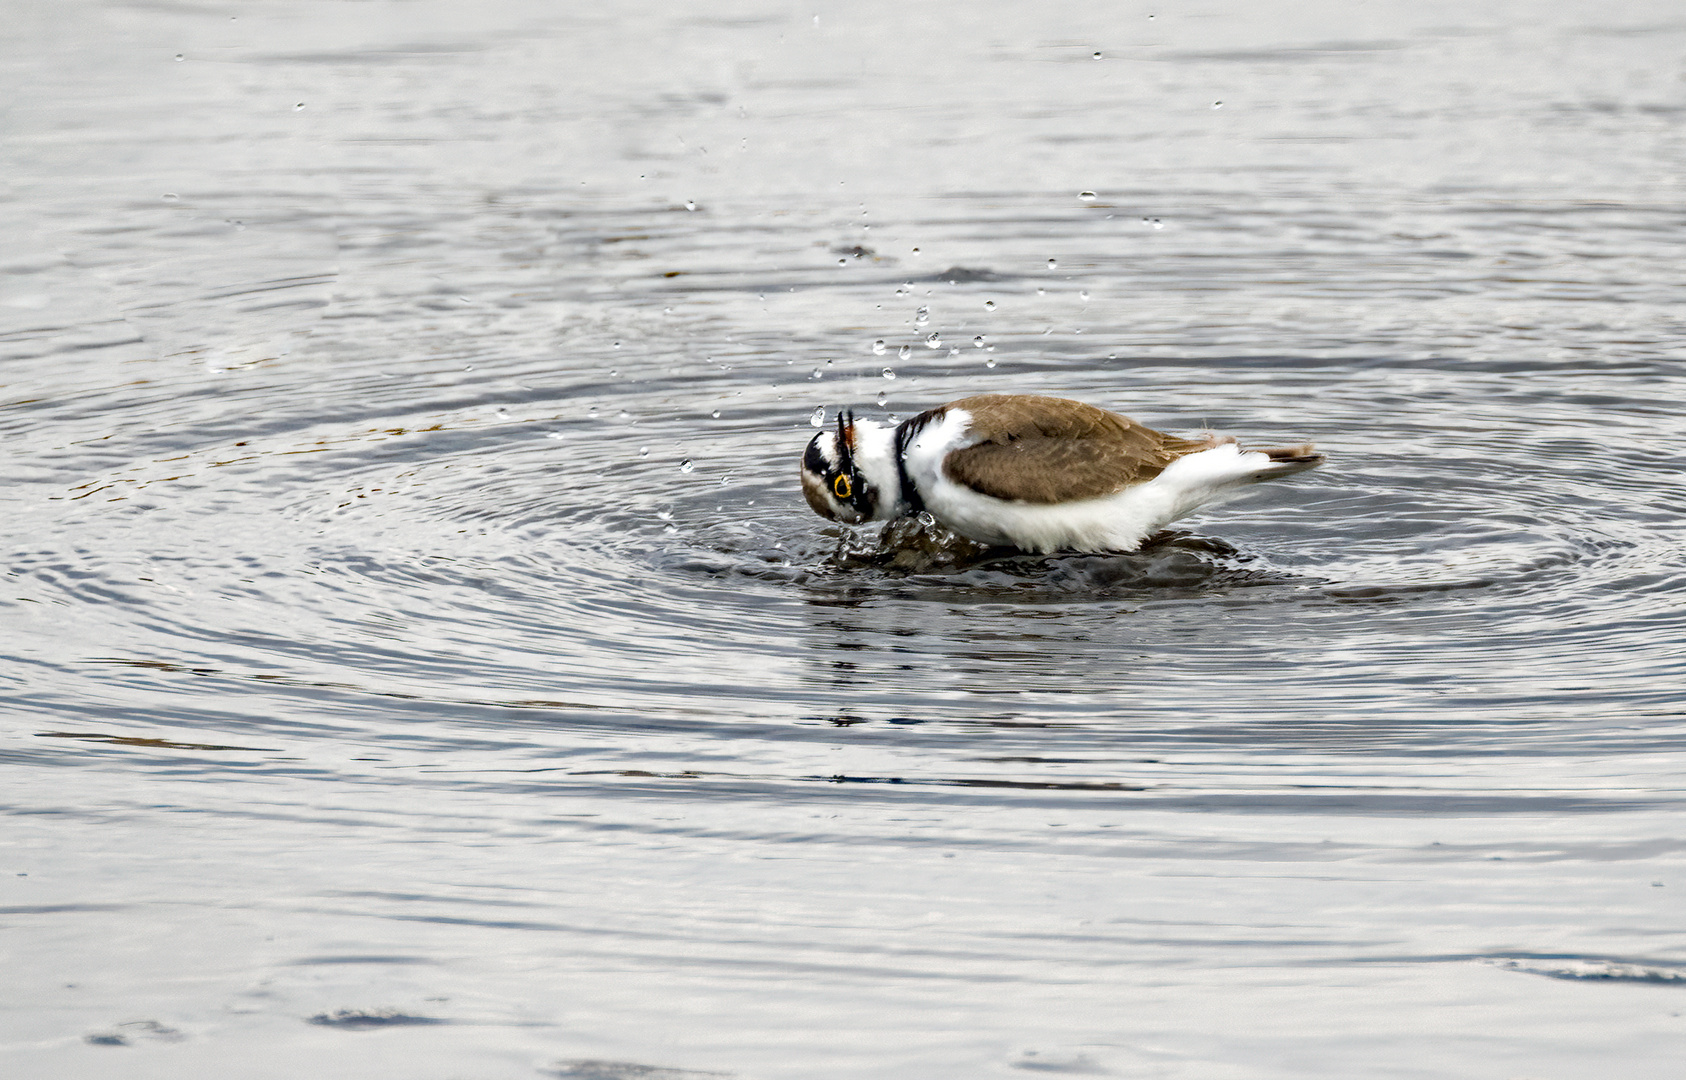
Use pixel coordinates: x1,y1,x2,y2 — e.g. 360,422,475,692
802,438,831,475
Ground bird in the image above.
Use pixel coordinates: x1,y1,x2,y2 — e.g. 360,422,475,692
799,393,1323,554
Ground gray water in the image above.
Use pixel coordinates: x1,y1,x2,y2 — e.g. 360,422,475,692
4,1,1685,1077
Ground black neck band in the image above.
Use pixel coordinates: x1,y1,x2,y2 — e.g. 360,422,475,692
893,417,925,517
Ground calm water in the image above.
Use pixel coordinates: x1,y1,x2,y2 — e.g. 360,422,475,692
4,1,1685,1077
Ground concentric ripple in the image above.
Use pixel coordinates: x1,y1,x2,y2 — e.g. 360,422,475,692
8,186,1686,792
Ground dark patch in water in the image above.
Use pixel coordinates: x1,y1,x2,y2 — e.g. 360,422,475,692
1011,1050,1110,1073
36,731,278,753
84,1020,184,1046
286,955,437,966
812,773,1145,792
1481,955,1686,985
307,1009,447,1029
925,265,1008,283
545,1061,732,1080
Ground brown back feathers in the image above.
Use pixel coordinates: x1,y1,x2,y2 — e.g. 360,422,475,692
937,395,1217,504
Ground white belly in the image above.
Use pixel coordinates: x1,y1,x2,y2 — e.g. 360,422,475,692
919,443,1279,554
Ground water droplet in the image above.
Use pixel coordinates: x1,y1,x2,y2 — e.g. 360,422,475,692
882,367,897,380
1078,191,1097,202
875,391,888,407
1092,51,1103,60
174,53,184,61
1212,101,1223,109
973,335,986,347
898,344,911,360
294,102,305,111
684,199,697,211
639,446,650,456
1047,258,1058,270
925,332,941,349
613,341,622,348
1152,218,1165,230
710,409,721,419
162,193,179,201
916,511,936,527
679,459,694,473
810,405,826,427
915,306,929,325
984,299,996,310
1079,291,1090,301
719,474,731,486
985,357,997,368
872,339,886,355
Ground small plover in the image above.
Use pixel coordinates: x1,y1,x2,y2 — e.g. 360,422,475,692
800,394,1323,554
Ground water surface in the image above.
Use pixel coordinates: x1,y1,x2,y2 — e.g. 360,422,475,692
4,1,1685,1077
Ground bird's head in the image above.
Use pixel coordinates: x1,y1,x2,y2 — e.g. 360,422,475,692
799,409,902,524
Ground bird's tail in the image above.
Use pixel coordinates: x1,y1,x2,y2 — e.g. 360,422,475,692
1251,444,1325,479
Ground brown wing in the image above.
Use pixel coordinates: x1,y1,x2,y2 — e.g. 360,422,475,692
940,395,1213,504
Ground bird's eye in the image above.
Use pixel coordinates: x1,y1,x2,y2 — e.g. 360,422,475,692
832,474,852,500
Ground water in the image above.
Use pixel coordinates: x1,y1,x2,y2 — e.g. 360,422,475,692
4,1,1685,1077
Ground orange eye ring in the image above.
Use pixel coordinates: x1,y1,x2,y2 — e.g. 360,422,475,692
832,474,853,500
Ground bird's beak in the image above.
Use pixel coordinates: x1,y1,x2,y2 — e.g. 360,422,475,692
836,409,855,473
